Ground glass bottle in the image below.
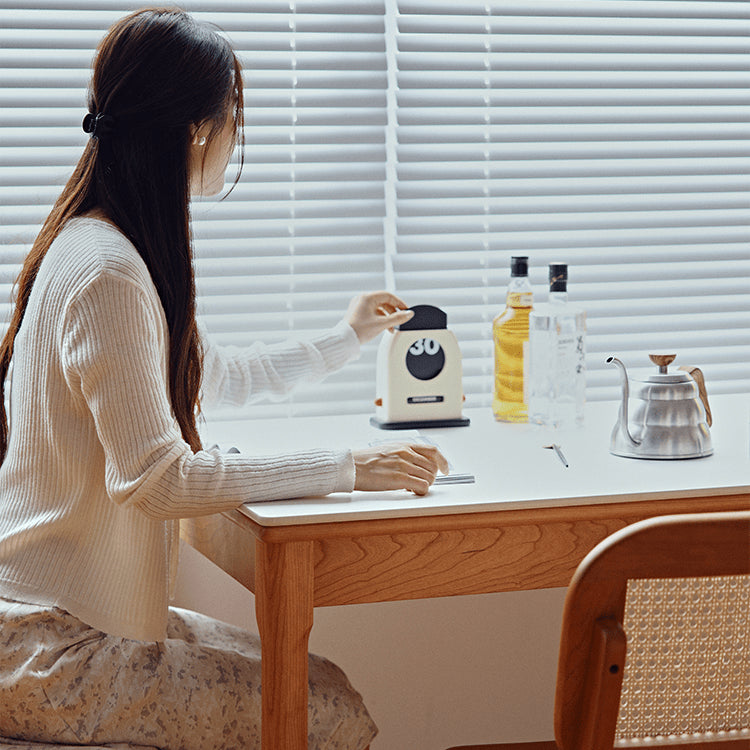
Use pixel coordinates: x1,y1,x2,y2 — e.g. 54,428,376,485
492,255,533,422
528,263,586,428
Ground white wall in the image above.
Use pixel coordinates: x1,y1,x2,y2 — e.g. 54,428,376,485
174,540,566,749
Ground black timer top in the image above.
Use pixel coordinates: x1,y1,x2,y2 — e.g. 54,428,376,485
397,304,447,331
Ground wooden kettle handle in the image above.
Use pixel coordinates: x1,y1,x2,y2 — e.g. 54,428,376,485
679,366,713,427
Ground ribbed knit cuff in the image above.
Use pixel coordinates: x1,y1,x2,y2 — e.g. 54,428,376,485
311,320,361,374
334,449,356,493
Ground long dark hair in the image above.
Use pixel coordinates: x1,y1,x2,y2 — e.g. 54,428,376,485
0,7,244,460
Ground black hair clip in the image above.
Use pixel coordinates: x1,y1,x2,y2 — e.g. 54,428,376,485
82,112,116,139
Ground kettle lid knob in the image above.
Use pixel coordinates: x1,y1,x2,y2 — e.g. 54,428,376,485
649,353,676,373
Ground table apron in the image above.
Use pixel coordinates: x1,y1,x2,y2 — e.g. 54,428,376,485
180,493,748,606
313,517,620,605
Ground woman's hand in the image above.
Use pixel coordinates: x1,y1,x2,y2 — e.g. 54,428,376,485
346,291,415,344
352,443,449,496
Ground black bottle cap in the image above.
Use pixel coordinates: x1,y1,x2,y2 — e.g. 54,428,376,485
549,263,568,292
510,256,529,277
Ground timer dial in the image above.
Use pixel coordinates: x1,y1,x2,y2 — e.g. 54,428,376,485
405,337,445,380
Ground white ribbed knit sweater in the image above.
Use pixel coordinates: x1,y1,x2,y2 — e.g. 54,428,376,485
0,218,360,641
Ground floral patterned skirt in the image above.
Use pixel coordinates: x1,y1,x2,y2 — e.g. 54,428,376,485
0,596,377,750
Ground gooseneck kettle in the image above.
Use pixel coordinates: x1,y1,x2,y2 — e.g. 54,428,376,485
608,354,713,460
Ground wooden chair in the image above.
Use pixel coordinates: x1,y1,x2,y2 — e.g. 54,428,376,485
446,510,750,750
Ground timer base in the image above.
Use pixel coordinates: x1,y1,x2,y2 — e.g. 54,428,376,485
370,416,471,430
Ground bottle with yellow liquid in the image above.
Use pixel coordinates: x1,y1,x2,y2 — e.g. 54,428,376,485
493,255,533,422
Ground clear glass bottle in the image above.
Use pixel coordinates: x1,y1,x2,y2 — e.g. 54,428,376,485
528,263,586,428
493,256,533,422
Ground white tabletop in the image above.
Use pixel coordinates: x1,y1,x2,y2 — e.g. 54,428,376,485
200,394,750,527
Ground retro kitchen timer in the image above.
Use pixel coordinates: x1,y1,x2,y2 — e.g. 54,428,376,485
370,304,470,430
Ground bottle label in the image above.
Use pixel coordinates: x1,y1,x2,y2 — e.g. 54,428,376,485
508,292,533,308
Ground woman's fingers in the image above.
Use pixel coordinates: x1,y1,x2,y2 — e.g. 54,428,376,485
346,291,414,343
352,443,448,495
409,443,451,476
369,290,409,312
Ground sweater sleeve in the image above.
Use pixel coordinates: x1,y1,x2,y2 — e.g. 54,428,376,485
61,271,355,520
199,319,361,408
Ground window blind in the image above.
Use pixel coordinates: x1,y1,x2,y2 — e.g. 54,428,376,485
393,0,750,404
190,1,388,418
0,0,389,420
0,1,748,423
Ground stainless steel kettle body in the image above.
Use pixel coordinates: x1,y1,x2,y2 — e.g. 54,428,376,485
608,354,713,460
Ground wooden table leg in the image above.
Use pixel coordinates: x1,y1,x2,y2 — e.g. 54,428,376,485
255,537,314,750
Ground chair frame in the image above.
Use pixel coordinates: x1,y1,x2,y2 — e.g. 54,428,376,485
556,510,750,750
447,511,750,750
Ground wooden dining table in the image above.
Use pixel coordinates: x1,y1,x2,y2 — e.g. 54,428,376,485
181,393,749,749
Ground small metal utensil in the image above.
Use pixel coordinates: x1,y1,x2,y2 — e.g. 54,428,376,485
543,444,569,468
434,473,475,485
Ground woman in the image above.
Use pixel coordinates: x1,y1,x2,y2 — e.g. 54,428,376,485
0,8,447,749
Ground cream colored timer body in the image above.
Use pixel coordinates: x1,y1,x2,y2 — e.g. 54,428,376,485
371,304,470,429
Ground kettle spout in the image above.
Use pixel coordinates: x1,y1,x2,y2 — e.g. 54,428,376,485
607,356,641,447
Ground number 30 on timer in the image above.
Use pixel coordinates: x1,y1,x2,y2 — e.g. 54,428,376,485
406,337,445,381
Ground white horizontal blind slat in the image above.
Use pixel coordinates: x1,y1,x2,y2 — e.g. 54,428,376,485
393,0,750,406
